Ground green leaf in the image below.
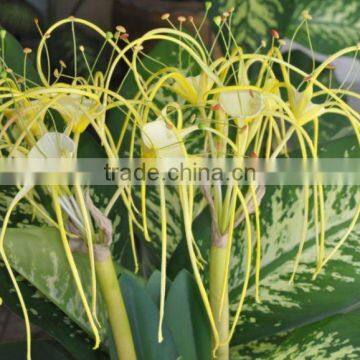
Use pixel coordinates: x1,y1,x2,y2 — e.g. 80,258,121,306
165,270,212,360
120,270,212,360
0,25,40,84
2,227,109,339
120,273,178,360
286,0,360,54
209,0,295,51
231,306,360,359
0,264,102,360
227,135,359,353
146,270,171,308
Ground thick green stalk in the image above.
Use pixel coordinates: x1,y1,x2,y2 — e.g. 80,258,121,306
95,249,137,360
209,242,229,360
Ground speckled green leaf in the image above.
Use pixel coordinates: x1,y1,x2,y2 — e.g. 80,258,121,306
0,265,102,360
231,306,360,359
227,134,359,357
2,227,109,339
286,0,360,54
209,0,295,50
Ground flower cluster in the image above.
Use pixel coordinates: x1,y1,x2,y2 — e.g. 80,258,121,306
0,6,359,359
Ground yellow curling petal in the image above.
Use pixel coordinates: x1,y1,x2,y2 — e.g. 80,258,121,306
141,118,196,158
4,101,44,136
219,90,264,122
54,94,102,133
291,87,325,125
173,73,214,105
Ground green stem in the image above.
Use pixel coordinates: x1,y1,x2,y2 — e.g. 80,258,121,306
95,249,137,360
209,242,229,360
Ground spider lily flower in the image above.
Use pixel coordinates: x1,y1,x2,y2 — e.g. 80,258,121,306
12,132,75,201
53,94,103,133
141,118,197,158
219,89,265,124
28,131,75,158
289,86,326,125
172,73,214,105
4,100,45,137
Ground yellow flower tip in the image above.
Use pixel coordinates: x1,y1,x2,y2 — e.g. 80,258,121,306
34,17,39,25
23,47,32,55
116,25,126,33
0,29,7,40
213,16,222,26
106,31,113,40
79,45,85,52
92,336,101,350
161,13,170,20
59,59,67,69
54,68,60,78
261,39,267,48
177,16,186,23
205,2,212,11
135,44,144,51
302,10,312,20
158,334,164,343
0,297,2,306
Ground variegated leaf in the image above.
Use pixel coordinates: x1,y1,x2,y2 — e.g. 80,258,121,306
231,306,360,359
2,227,109,338
286,0,360,54
0,265,101,359
227,135,359,355
209,0,295,50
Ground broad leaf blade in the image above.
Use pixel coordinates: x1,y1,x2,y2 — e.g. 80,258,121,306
3,227,108,338
0,265,101,360
165,270,212,360
120,273,178,360
232,307,360,359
